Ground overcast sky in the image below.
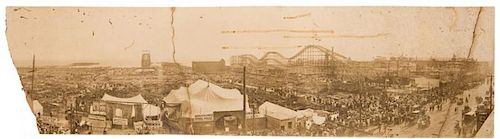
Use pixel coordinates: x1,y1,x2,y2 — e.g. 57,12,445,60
6,7,494,67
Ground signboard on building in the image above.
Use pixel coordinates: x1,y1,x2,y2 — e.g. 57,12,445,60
113,117,128,126
194,114,214,122
89,114,106,121
90,102,107,115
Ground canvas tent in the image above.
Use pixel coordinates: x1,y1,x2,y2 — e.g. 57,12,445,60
101,94,148,104
312,115,326,125
142,104,162,128
142,104,161,117
33,100,43,117
297,108,326,126
100,94,148,128
296,108,315,119
259,102,298,120
163,80,251,118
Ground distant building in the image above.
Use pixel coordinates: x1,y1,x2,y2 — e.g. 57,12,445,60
141,51,151,68
160,62,178,68
192,59,226,73
69,62,99,67
68,62,104,68
136,51,157,75
134,68,156,74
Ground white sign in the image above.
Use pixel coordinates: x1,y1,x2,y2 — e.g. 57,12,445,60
194,114,213,122
88,115,106,121
113,117,128,126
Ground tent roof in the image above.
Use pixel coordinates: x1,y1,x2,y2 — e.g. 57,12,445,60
181,98,251,117
312,115,326,125
163,87,189,103
164,80,241,103
142,104,161,117
297,108,315,118
259,101,297,120
101,94,148,104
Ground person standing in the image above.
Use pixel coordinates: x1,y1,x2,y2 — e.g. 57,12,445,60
454,121,461,137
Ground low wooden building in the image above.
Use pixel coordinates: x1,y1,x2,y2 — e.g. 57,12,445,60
258,102,298,131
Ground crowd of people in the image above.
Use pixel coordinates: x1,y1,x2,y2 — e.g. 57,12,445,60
36,117,71,134
26,64,488,136
201,70,486,136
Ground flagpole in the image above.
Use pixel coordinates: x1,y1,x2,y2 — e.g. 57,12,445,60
31,54,35,94
242,66,247,133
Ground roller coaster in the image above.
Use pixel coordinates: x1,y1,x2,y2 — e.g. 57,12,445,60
230,45,361,80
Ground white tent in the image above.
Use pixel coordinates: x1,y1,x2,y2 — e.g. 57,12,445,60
296,108,315,119
101,94,148,104
33,100,43,116
312,115,326,125
297,108,326,125
163,80,231,103
164,80,251,118
259,101,298,120
142,104,161,117
163,87,189,104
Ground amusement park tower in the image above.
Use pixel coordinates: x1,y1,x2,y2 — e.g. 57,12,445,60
141,50,151,68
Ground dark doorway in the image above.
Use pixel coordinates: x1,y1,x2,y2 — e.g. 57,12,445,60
215,115,240,132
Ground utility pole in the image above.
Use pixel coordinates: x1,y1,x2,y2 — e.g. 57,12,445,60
385,60,389,89
30,54,35,94
252,104,256,134
185,84,194,134
330,47,335,92
242,66,247,133
396,57,400,78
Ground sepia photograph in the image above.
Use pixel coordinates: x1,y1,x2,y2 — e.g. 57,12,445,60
5,7,494,137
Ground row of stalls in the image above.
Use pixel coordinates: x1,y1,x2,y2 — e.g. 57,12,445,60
75,79,330,134
86,93,162,133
